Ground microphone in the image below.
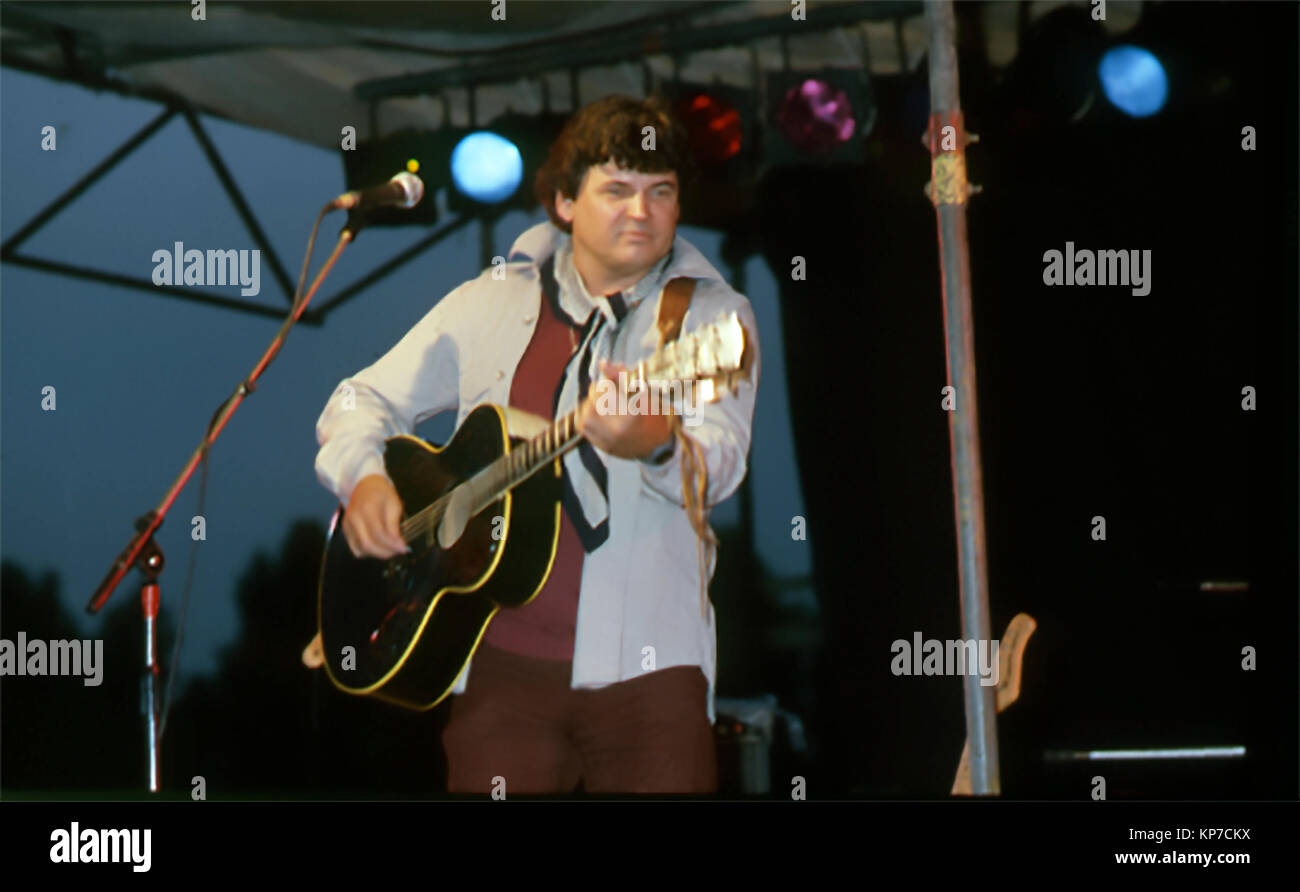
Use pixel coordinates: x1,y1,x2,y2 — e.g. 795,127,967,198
331,172,425,212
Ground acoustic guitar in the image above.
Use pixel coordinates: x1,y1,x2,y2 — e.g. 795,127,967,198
315,312,749,710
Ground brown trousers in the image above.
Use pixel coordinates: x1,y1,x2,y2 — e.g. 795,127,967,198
442,644,717,794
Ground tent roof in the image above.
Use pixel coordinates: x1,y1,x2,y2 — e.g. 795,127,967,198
3,0,935,150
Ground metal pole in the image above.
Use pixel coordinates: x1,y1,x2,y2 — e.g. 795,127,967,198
142,582,161,792
923,0,999,795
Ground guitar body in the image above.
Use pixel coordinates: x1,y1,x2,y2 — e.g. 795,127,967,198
316,404,562,710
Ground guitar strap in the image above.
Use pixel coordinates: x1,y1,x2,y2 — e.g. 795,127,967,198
655,277,719,621
656,276,695,345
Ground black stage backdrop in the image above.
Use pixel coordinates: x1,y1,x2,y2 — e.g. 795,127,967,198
749,0,1298,798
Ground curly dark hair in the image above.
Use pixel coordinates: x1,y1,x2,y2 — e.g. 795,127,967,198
534,94,697,233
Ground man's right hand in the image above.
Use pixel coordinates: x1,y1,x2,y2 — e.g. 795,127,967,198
342,474,410,559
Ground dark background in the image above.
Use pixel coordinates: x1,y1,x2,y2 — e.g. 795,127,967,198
755,0,1298,798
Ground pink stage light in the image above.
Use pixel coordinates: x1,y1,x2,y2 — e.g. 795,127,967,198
775,78,856,156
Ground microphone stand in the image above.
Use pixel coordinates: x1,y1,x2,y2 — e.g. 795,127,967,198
87,207,363,792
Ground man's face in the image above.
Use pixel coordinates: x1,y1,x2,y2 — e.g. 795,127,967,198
555,160,680,283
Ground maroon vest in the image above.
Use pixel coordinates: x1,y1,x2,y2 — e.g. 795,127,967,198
479,279,586,662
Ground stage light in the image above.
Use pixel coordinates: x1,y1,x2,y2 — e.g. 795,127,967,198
775,78,856,156
673,90,745,165
450,131,523,204
1099,46,1168,118
445,112,568,215
656,83,759,230
763,70,873,167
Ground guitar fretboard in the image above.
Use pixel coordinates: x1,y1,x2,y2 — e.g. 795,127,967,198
467,406,585,516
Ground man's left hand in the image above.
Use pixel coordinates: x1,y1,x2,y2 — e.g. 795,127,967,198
578,359,673,459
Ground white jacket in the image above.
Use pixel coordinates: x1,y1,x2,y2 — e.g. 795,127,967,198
314,221,761,723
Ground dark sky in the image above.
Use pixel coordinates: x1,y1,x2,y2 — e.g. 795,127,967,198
0,66,809,690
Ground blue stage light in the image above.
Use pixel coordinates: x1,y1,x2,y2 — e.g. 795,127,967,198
450,131,523,203
1099,46,1168,118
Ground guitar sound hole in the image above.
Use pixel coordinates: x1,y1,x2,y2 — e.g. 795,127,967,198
368,552,428,655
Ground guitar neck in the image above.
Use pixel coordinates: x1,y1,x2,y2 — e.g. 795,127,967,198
456,310,748,519
461,407,585,517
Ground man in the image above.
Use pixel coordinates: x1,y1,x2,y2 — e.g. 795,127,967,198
313,94,760,794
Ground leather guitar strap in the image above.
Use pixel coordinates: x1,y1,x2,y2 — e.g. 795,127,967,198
655,276,717,621
656,276,696,345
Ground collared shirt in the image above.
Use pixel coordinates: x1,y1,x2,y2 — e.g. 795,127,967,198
550,233,676,328
314,221,761,723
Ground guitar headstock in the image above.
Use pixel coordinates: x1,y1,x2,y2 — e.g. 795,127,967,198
637,312,751,406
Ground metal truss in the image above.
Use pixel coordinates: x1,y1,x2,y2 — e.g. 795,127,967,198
0,99,475,324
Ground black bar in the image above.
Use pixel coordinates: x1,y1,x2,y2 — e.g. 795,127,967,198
1,254,314,323
311,212,476,317
182,109,297,305
1,107,177,257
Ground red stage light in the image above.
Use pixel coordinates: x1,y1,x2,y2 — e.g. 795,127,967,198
676,92,743,165
775,78,856,156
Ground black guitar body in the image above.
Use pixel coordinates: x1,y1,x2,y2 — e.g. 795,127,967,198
317,404,562,710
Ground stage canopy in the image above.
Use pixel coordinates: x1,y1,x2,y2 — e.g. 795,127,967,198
0,1,954,149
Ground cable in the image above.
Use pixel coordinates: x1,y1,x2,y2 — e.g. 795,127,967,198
157,202,334,742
